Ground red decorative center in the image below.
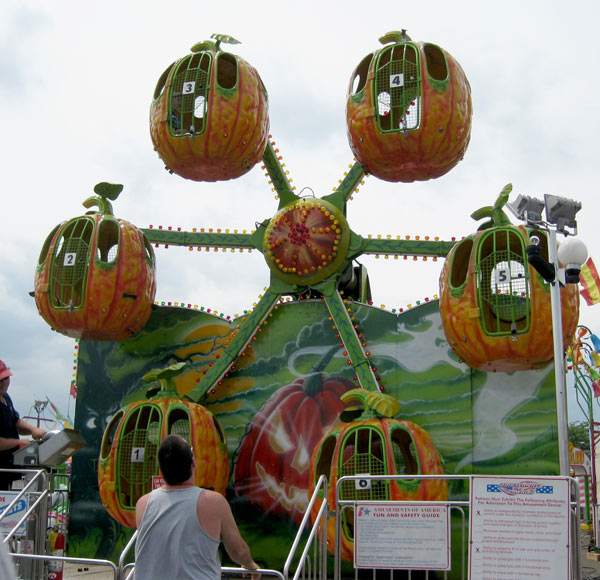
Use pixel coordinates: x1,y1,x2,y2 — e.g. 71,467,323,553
265,202,343,278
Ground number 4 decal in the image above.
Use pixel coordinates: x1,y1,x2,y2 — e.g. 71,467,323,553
390,73,404,88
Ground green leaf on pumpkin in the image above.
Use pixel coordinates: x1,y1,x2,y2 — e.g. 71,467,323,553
93,182,123,201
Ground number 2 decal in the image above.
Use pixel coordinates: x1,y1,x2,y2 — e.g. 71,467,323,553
63,253,76,266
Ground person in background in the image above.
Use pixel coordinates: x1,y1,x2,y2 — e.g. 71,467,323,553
0,360,47,489
0,537,17,579
135,434,260,580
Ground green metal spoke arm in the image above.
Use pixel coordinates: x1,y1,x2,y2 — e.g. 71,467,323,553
262,142,298,209
323,162,365,210
322,289,380,392
142,229,258,250
357,237,456,258
187,288,280,403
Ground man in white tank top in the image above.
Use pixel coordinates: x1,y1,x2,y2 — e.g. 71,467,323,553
135,434,260,580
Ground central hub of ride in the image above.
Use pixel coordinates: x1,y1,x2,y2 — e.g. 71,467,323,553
263,198,350,287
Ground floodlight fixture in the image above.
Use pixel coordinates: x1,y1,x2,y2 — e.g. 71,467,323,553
506,194,545,225
557,236,588,284
544,194,582,234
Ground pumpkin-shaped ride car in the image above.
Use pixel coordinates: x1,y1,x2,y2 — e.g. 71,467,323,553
346,30,472,183
309,389,447,561
98,364,229,528
34,183,156,341
150,34,269,182
439,184,579,372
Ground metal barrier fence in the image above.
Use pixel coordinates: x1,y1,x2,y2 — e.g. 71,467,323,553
1,468,49,580
334,474,582,580
1,470,584,580
116,476,330,580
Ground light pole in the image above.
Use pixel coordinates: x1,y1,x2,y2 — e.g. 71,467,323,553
507,193,587,476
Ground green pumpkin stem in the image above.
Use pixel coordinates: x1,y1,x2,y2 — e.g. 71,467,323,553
340,388,401,421
470,183,513,231
143,362,187,399
83,182,124,215
379,30,412,45
191,34,241,54
302,346,338,397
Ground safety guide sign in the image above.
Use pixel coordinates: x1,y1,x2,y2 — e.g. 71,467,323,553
469,476,570,580
354,502,450,570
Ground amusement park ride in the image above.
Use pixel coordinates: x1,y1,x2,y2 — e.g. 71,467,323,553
30,31,587,566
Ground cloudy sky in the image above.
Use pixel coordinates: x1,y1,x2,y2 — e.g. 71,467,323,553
1,0,599,428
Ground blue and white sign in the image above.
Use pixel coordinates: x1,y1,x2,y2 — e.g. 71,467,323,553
0,492,28,536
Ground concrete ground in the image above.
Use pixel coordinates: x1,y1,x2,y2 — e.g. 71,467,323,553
63,562,119,579
581,529,600,580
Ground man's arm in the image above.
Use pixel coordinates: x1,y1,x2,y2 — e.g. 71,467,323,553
200,491,259,574
135,493,151,528
0,418,45,452
15,419,45,440
0,436,21,452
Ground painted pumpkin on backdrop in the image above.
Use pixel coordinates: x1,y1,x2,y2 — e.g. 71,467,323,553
309,389,447,561
346,30,472,183
232,348,355,525
439,184,579,372
149,34,269,182
34,183,156,341
98,364,229,528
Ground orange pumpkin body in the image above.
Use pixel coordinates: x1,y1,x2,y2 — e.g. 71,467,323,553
309,417,447,561
346,38,471,182
34,213,156,341
98,397,229,528
149,46,269,181
439,226,579,371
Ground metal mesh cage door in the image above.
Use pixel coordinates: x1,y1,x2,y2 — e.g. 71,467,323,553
477,229,531,336
339,426,390,541
169,52,212,137
374,43,421,133
49,217,95,310
116,404,163,511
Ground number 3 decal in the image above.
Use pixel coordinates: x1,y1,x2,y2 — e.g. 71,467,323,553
182,81,196,95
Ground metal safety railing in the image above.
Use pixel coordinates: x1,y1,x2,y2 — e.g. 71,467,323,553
116,476,328,580
1,468,49,580
283,474,328,580
333,474,582,580
2,470,585,580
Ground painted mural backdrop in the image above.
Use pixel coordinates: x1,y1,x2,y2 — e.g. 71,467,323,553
68,298,558,566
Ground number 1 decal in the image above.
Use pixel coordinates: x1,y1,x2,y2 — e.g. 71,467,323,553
131,448,145,463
